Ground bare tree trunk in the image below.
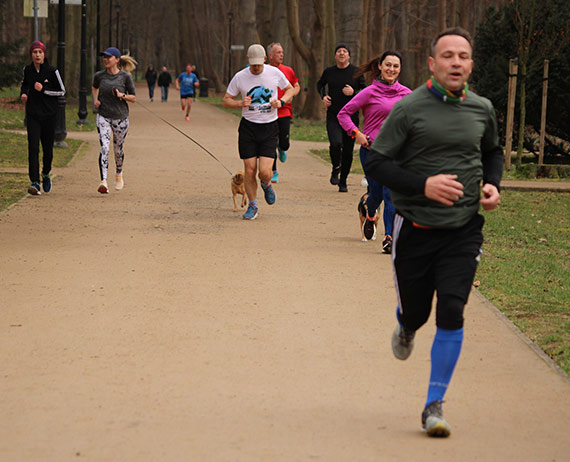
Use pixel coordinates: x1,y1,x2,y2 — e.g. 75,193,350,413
336,0,364,64
393,0,411,84
438,0,447,31
256,0,274,46
373,0,387,55
514,0,537,169
240,0,258,47
459,0,469,30
449,0,457,26
413,0,427,88
360,0,371,63
286,0,325,119
325,0,336,66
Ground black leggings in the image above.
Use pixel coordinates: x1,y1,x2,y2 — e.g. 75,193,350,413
326,116,355,182
27,115,55,183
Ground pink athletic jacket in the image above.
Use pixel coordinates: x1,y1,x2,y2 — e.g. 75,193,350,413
337,79,411,144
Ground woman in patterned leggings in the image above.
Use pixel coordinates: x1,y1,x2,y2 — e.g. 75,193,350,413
92,47,137,193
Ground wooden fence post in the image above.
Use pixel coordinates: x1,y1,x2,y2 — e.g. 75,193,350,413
505,58,518,170
538,59,549,166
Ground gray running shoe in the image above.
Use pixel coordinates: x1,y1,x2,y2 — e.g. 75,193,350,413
422,401,451,437
391,324,415,360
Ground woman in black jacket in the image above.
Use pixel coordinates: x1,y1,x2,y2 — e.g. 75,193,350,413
20,40,66,195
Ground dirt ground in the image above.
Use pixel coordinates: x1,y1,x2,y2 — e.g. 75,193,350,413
1,95,569,461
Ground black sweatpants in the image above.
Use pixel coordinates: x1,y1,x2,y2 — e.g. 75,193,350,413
27,115,55,183
392,212,484,331
326,116,355,183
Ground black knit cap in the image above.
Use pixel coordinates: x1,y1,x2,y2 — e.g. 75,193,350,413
335,44,351,55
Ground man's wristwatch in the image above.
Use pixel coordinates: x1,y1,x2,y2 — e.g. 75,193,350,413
351,128,359,139
279,99,286,107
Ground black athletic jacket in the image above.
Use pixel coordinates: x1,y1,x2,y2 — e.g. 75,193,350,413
20,61,66,120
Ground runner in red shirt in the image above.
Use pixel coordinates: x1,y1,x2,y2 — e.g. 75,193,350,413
267,43,301,183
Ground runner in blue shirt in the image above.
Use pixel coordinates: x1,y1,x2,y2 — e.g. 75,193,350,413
176,64,199,121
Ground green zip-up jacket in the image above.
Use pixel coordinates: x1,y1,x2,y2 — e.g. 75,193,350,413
365,83,503,229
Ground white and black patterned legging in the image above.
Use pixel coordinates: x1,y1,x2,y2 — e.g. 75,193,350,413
96,114,129,181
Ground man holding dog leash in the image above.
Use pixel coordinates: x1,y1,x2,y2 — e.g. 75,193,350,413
222,44,295,220
365,27,503,437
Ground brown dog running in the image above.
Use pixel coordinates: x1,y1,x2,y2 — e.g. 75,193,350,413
232,170,247,212
358,193,379,241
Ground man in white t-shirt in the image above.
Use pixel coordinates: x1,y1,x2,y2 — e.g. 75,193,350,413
222,44,295,220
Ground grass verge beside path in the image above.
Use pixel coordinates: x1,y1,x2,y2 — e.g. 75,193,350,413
0,173,29,210
477,190,570,375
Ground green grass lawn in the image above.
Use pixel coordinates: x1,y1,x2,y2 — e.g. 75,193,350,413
0,172,29,209
477,190,570,374
0,87,97,132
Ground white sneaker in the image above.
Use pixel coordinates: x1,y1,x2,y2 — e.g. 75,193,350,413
115,173,124,190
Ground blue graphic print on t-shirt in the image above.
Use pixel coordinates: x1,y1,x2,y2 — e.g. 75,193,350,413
247,86,273,113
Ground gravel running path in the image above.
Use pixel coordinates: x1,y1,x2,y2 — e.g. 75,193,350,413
1,96,569,461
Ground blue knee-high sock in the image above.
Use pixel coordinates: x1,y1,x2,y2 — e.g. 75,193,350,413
426,327,464,407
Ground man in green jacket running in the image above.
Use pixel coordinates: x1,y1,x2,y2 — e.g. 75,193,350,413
365,27,503,438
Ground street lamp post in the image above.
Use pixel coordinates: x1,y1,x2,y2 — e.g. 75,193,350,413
77,0,88,125
228,11,233,84
54,0,67,147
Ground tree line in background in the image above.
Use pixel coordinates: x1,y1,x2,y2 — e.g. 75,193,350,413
1,0,569,162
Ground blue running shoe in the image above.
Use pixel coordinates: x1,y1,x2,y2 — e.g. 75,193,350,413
278,148,287,162
261,182,276,205
28,182,41,195
42,174,52,193
271,171,279,183
242,203,259,220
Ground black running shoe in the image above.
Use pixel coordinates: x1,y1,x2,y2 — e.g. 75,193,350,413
42,174,52,193
338,181,348,192
382,235,392,254
363,214,377,241
330,167,340,185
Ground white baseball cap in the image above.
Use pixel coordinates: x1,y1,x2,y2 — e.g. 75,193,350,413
247,44,266,65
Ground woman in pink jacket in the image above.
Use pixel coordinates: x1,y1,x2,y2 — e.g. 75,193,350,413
338,51,411,253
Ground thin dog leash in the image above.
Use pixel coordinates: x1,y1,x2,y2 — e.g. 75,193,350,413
135,101,234,176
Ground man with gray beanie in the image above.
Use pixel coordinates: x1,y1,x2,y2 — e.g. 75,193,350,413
317,44,365,192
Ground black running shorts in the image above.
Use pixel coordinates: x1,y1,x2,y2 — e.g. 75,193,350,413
392,212,484,331
238,118,278,159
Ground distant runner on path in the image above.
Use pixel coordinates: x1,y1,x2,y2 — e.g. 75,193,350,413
365,27,504,437
267,42,300,184
176,64,199,121
222,44,295,220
